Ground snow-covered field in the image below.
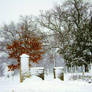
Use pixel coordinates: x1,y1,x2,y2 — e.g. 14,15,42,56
0,73,92,92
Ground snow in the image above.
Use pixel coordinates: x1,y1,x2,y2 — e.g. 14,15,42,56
31,67,44,70
20,54,29,58
30,67,44,75
54,67,64,69
0,75,20,92
1,62,92,92
0,73,92,92
0,37,5,42
2,63,14,77
54,67,64,79
0,52,8,58
89,64,92,74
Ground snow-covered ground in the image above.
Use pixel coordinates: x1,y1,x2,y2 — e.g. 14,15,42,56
0,73,92,92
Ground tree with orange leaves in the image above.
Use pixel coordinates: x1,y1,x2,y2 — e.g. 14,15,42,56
7,27,44,71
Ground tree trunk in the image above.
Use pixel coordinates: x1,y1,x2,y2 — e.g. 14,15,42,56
85,64,88,72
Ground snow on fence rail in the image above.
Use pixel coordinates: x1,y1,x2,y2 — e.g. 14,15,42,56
30,67,44,80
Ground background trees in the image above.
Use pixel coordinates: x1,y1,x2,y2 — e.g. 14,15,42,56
0,0,92,73
38,0,92,71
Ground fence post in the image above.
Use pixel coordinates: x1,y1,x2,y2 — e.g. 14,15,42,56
20,54,30,83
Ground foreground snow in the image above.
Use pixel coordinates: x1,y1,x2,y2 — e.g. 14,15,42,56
0,73,92,92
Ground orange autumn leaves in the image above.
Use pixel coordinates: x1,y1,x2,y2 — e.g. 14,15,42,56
7,33,44,70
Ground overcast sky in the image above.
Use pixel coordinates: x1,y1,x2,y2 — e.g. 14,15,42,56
0,0,65,25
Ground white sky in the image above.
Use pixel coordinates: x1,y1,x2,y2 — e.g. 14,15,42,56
0,0,65,25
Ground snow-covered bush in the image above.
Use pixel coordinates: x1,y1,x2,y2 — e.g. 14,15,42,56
2,63,14,78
